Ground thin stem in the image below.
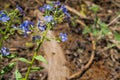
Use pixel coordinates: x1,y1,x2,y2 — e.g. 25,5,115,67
0,37,4,49
24,23,51,80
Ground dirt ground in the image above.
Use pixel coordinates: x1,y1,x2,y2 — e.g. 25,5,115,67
0,0,120,80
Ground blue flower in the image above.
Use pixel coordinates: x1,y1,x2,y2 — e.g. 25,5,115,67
43,4,53,10
39,7,45,12
39,4,53,12
61,5,68,13
60,5,70,19
53,1,61,7
0,11,10,22
38,25,46,31
16,5,24,15
37,19,46,31
0,47,10,56
20,20,34,37
44,15,53,23
32,35,41,42
59,33,67,42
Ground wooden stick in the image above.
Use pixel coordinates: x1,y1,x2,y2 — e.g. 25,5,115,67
34,10,70,80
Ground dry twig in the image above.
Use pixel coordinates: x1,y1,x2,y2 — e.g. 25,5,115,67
107,15,120,26
68,35,95,80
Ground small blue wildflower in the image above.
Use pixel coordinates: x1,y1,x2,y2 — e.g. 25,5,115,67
16,5,24,15
44,15,53,23
37,19,46,31
39,4,53,12
60,5,70,21
65,12,71,22
32,35,41,42
0,47,10,56
0,11,10,22
39,7,45,12
43,4,53,10
38,25,46,31
53,1,61,7
61,5,68,13
59,33,67,42
20,20,34,37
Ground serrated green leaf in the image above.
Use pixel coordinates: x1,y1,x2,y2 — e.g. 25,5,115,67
92,29,99,36
82,26,91,34
114,32,120,41
0,62,15,75
102,28,111,35
18,58,31,64
99,22,107,28
35,55,48,64
15,69,22,80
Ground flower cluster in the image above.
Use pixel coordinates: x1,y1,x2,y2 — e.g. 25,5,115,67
0,11,10,22
40,4,53,12
37,19,46,31
0,47,10,56
38,1,69,42
19,20,34,37
16,5,24,15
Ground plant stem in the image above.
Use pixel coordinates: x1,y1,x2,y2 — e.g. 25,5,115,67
24,24,51,80
0,37,4,49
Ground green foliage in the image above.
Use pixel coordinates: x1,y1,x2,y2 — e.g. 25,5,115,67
35,55,48,64
83,21,112,40
0,1,70,79
82,26,91,35
18,58,31,64
0,9,20,48
0,62,15,76
15,69,23,80
31,67,44,72
90,5,99,13
5,54,16,58
114,32,120,41
83,13,112,40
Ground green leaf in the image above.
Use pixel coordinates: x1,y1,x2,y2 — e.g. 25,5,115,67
35,55,48,64
99,22,107,28
5,54,16,58
0,28,4,34
82,26,91,34
0,62,15,75
56,38,61,43
45,37,51,41
31,67,44,72
25,42,34,48
18,58,31,64
114,32,120,41
92,29,99,36
0,54,2,59
15,69,22,80
90,5,99,13
99,22,112,35
10,28,15,35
